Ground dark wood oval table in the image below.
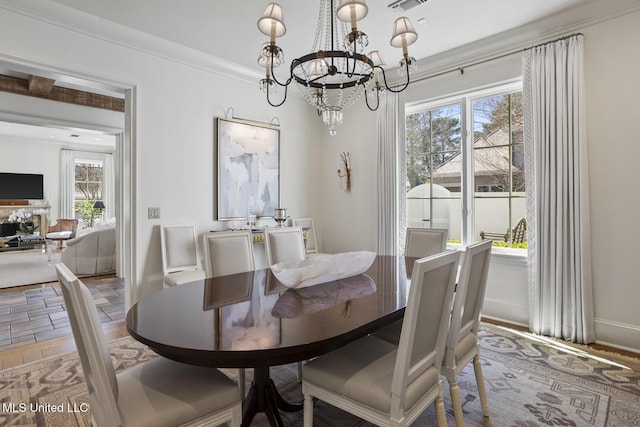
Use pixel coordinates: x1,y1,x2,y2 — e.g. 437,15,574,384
126,255,414,427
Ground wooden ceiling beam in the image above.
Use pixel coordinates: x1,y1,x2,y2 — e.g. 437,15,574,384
28,75,55,95
0,74,124,112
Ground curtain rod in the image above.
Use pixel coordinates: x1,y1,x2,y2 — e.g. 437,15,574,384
408,32,583,85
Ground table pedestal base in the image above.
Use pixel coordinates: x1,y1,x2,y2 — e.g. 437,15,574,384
242,366,303,427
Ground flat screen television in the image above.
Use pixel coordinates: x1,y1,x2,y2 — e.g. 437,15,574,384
0,173,44,200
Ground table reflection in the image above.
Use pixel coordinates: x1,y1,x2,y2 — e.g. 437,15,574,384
271,274,376,319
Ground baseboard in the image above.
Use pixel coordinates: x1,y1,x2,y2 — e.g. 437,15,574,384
482,297,529,327
594,318,640,354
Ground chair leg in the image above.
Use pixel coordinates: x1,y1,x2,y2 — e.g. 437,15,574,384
303,387,313,427
296,361,303,382
449,380,465,427
473,355,490,418
238,368,245,398
435,395,448,427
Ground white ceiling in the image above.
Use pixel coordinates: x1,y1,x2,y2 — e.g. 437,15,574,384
0,0,629,145
0,121,116,148
49,0,590,73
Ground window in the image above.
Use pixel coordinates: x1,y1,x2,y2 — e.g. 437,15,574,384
74,159,104,220
405,82,526,249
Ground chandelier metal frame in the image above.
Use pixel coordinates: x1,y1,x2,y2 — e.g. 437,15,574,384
257,0,418,134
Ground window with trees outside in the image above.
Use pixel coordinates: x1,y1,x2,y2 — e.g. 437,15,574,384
74,159,103,224
405,82,526,250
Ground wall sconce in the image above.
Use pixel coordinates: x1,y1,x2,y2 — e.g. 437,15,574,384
337,152,351,192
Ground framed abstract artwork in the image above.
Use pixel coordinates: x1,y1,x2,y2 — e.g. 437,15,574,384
216,117,280,220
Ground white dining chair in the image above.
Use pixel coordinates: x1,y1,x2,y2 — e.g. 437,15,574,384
291,217,329,257
202,230,255,397
302,250,460,427
203,230,255,277
405,227,449,257
442,239,493,426
264,226,306,266
55,263,242,427
263,226,307,380
373,239,494,426
160,224,205,287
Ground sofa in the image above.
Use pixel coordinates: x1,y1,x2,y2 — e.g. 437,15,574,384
61,223,116,276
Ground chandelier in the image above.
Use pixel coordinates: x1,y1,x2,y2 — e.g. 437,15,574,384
257,0,418,135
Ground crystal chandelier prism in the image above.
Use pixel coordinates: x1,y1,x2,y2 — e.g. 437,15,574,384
257,0,418,135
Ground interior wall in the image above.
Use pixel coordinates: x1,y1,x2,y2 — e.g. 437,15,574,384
0,137,60,216
582,8,640,351
316,101,378,255
315,11,640,352
0,4,318,301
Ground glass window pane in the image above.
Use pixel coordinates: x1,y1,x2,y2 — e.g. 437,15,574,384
473,94,509,143
75,164,88,181
433,198,459,241
474,197,509,243
432,153,462,193
474,146,510,194
431,104,462,154
406,111,431,189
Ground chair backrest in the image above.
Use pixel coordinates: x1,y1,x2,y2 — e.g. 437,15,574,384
511,217,527,244
264,226,306,265
160,224,200,274
56,263,121,427
404,228,448,258
49,218,79,238
445,240,492,368
291,218,319,254
203,231,255,277
390,250,459,417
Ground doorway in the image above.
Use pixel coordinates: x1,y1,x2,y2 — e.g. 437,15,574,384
0,60,134,306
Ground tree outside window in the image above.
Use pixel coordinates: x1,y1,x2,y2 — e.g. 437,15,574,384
74,160,103,224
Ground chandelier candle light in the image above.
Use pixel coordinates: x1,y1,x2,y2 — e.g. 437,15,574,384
257,0,418,135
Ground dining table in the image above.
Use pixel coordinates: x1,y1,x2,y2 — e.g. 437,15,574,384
126,255,416,427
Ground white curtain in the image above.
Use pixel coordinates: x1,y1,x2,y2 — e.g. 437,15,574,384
59,149,75,219
103,153,115,219
376,92,406,255
523,34,595,344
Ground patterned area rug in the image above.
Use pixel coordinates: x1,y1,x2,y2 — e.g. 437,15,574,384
0,323,638,426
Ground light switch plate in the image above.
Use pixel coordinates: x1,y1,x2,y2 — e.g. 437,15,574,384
148,207,160,219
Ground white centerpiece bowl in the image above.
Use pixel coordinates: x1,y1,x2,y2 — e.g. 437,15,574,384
270,251,376,289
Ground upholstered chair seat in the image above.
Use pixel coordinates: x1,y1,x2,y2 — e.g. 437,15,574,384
302,251,460,427
55,263,242,427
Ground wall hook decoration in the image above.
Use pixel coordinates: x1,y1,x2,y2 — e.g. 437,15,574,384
337,152,351,192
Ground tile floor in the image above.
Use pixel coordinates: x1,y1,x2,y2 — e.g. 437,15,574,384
0,277,124,350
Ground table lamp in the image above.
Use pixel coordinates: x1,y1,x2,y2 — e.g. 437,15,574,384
91,200,105,227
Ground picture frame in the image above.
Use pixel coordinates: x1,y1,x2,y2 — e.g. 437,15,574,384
216,117,280,220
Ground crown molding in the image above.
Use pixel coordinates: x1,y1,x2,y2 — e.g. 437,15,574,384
0,0,263,86
388,0,640,86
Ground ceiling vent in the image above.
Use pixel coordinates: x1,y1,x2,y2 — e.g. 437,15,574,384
388,0,429,13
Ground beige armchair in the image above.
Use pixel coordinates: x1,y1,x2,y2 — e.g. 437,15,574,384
61,225,116,276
